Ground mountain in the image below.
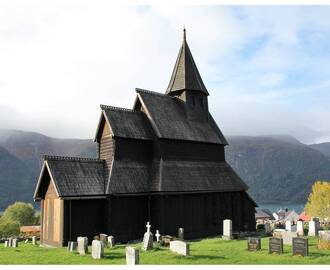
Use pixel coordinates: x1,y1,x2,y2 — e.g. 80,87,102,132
309,142,330,157
0,145,34,209
0,129,97,210
226,135,330,205
0,129,330,210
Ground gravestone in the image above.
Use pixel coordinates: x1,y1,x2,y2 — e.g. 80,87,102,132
269,237,283,254
67,241,78,252
155,230,161,242
126,246,139,265
170,240,190,256
142,222,153,251
222,219,233,240
264,223,271,234
91,240,104,259
282,231,298,245
99,234,108,246
25,239,29,243
32,236,36,245
297,221,304,236
247,237,261,251
12,238,18,248
319,230,330,239
292,237,308,256
161,235,173,246
273,229,285,239
77,236,88,255
308,220,318,236
107,236,115,248
178,228,184,240
4,241,8,247
318,230,330,249
8,238,13,247
285,220,292,231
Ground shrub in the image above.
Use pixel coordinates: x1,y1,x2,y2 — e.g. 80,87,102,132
256,224,265,231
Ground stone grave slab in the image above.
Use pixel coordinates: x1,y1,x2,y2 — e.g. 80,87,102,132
222,219,232,240
67,241,78,252
91,240,104,259
99,234,108,246
297,221,304,236
126,246,139,265
32,236,36,245
77,236,88,255
269,237,283,254
107,236,115,248
178,228,184,240
283,231,298,245
247,237,261,251
292,237,308,256
12,239,18,248
169,240,190,256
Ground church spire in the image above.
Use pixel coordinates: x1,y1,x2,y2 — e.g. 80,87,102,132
165,29,209,96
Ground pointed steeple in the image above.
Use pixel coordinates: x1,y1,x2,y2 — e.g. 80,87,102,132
166,29,209,96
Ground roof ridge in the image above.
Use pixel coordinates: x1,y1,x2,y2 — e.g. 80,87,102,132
100,104,139,113
136,88,178,100
44,155,104,163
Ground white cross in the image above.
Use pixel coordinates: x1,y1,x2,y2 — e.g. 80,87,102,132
155,230,161,242
146,221,151,233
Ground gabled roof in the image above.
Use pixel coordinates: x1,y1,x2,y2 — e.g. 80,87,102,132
135,89,228,144
166,29,209,96
95,105,154,142
34,155,105,199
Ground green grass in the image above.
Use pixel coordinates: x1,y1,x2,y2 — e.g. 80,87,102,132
0,236,329,264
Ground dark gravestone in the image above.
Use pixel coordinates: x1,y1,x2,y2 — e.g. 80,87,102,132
292,237,308,257
247,237,261,251
269,237,283,254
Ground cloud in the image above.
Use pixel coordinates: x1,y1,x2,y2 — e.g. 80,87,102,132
0,3,329,143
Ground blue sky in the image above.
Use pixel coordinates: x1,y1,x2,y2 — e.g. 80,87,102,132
0,3,329,143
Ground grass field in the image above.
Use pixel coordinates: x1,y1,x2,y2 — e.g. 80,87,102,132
0,236,329,264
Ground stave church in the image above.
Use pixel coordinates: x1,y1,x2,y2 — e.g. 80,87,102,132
34,29,256,247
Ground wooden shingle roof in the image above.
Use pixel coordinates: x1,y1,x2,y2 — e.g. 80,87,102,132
166,29,209,96
136,89,228,144
155,160,248,192
34,155,105,199
95,105,154,142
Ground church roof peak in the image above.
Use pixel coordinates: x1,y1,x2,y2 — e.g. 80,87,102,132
165,29,209,96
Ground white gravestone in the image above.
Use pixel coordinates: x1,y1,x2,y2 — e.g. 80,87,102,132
264,223,271,234
142,222,153,251
91,240,104,259
32,236,36,245
308,220,318,236
67,241,78,252
126,246,139,265
12,238,18,248
222,219,233,240
99,234,108,247
25,239,29,243
8,238,13,247
155,230,161,242
178,228,184,240
285,221,292,232
4,241,8,247
107,236,115,248
297,221,304,236
283,231,298,245
77,236,88,255
170,240,190,256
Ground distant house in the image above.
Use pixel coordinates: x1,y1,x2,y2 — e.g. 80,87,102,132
299,211,311,222
255,209,275,223
20,225,40,235
284,210,300,223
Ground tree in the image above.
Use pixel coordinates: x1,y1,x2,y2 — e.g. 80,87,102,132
0,218,20,237
305,181,330,221
1,202,36,226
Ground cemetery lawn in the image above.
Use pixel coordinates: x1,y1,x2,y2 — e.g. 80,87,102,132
0,236,329,264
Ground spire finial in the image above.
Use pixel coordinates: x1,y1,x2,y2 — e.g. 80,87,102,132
183,26,186,41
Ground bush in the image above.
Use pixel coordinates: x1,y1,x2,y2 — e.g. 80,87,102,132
256,224,265,231
1,202,36,226
0,218,20,237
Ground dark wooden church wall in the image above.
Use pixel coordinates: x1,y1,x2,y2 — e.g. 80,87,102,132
151,192,255,239
64,199,105,244
115,138,153,161
104,195,149,242
159,139,225,161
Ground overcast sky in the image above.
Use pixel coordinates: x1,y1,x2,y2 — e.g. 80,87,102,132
0,2,330,144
